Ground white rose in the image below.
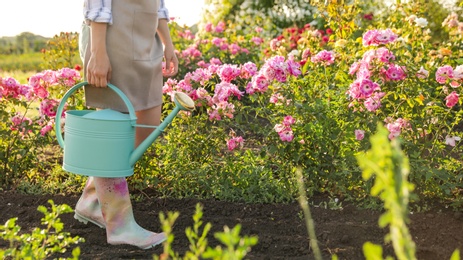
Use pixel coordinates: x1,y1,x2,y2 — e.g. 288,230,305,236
415,17,428,28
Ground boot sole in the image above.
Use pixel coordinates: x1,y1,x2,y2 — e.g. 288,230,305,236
110,234,167,249
140,236,167,250
74,211,106,229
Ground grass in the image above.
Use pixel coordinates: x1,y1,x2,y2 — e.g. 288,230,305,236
0,70,33,84
0,53,44,73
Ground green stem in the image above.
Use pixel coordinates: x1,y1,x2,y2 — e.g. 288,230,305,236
296,167,322,260
323,65,329,89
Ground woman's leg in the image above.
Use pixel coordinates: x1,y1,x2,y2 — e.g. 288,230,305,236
95,105,165,249
135,105,162,146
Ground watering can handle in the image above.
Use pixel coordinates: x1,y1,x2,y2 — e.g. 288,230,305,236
55,81,137,148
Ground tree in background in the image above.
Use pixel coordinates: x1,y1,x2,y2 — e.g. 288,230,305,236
0,32,48,55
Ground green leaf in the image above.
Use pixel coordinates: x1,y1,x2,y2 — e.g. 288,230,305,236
302,61,310,75
37,205,47,214
450,249,460,260
363,242,383,260
406,98,414,108
378,211,392,228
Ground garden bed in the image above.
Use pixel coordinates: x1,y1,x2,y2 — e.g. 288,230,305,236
0,190,461,259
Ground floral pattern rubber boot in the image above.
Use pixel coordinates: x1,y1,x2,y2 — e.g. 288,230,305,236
74,177,106,228
94,177,166,249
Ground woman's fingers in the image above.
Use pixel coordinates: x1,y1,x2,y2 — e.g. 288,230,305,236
87,59,112,87
87,71,107,87
162,57,179,77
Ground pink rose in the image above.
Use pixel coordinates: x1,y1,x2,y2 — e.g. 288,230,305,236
34,86,49,99
40,123,54,136
279,130,294,142
445,91,459,108
227,136,244,151
436,65,454,84
311,50,335,65
283,115,295,125
355,130,365,140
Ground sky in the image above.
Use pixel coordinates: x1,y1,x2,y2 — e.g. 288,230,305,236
0,0,204,38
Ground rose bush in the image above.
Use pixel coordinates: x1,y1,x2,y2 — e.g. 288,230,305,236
154,1,463,204
1,1,462,206
0,67,81,186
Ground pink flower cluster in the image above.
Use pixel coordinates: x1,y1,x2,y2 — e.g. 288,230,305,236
434,65,462,108
180,34,256,63
163,61,257,121
218,64,242,83
204,21,226,34
362,29,398,46
269,92,290,106
227,136,244,151
165,54,301,144
385,117,410,140
10,113,33,136
1,77,31,100
29,68,81,100
274,116,296,142
310,50,336,65
347,77,385,112
178,29,195,40
246,55,301,94
442,12,461,30
267,24,328,53
181,45,202,61
251,36,264,46
348,44,407,112
40,99,60,118
2,68,81,136
210,37,250,55
435,65,456,84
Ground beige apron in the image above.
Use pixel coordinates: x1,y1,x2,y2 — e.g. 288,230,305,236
81,0,164,112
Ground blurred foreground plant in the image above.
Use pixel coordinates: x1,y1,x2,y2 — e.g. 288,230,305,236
154,203,258,260
357,124,460,260
0,200,83,260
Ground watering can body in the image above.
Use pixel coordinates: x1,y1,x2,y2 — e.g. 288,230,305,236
55,81,195,178
62,109,136,177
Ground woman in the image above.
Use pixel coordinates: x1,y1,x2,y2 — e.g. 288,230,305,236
74,0,178,249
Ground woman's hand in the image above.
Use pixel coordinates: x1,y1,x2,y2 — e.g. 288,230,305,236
87,22,112,87
162,44,178,77
87,49,112,87
157,19,178,77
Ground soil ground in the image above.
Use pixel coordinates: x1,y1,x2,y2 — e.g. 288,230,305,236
0,190,462,260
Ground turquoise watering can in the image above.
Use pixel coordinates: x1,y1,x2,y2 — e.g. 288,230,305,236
55,81,195,177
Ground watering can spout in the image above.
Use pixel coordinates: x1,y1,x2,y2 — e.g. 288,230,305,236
129,92,195,166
